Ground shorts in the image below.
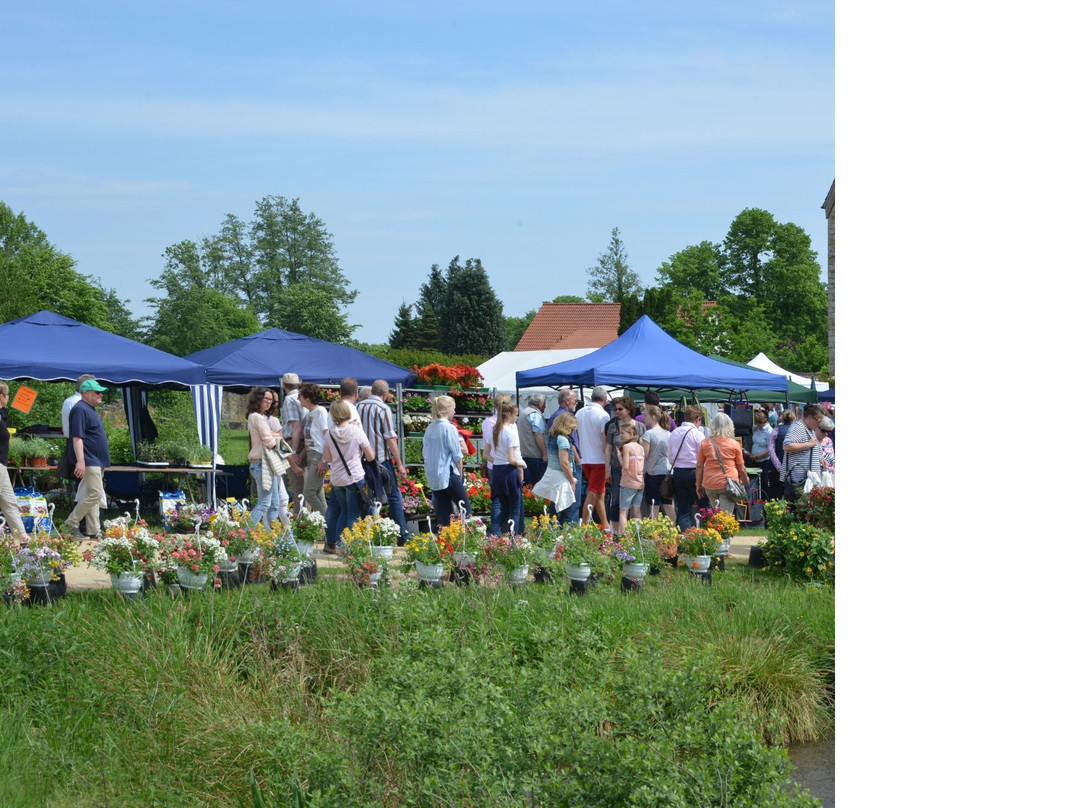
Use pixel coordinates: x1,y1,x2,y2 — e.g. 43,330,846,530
582,463,607,494
619,485,644,510
643,473,672,506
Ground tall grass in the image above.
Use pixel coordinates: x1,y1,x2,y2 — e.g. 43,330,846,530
0,566,831,806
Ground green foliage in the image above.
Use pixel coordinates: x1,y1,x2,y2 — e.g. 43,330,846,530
502,308,536,350
361,346,489,374
586,226,642,306
144,285,260,356
0,570,831,806
760,499,835,584
387,301,417,349
655,240,723,298
147,196,356,345
438,256,506,355
0,202,135,336
547,294,586,303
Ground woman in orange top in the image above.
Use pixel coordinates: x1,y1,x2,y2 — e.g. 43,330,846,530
695,411,749,514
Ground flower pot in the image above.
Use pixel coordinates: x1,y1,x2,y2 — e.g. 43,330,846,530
278,561,304,584
173,525,196,535
451,551,475,566
218,556,239,573
359,570,383,588
27,569,52,588
415,561,444,583
7,573,20,591
691,555,712,573
28,457,48,468
622,562,648,580
239,548,260,564
168,583,182,597
565,563,591,582
176,567,209,590
372,545,395,562
110,571,143,594
507,564,530,585
296,541,315,558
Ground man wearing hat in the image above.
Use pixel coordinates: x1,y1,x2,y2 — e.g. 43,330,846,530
63,379,111,540
281,372,304,514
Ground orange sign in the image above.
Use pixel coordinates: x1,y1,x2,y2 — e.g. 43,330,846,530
11,386,37,414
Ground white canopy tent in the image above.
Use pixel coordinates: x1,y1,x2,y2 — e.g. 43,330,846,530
478,349,619,411
746,353,830,391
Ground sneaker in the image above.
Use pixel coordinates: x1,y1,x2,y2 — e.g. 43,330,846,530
321,546,337,555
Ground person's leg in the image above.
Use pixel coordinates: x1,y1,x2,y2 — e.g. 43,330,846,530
382,460,408,541
507,481,522,536
248,462,272,528
491,495,508,535
324,485,341,550
0,471,29,541
607,466,622,531
267,476,282,525
524,456,545,487
672,467,697,532
569,460,584,523
303,458,327,515
65,466,106,537
445,474,472,519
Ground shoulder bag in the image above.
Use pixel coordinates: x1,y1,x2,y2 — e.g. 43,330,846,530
711,437,747,501
659,428,690,499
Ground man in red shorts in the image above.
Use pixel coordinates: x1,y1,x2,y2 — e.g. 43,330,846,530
576,385,611,528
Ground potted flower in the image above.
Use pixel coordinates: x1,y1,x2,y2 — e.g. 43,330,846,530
403,531,451,584
677,527,720,573
698,507,741,555
463,472,491,515
480,533,533,584
169,502,215,534
254,524,306,585
521,485,546,517
3,538,30,601
367,516,401,560
556,522,614,583
10,436,52,467
136,440,169,465
399,473,432,517
612,532,661,581
635,517,680,569
84,533,160,594
24,530,80,587
340,537,385,588
162,533,227,590
208,516,259,567
438,514,486,567
291,509,326,557
412,362,484,392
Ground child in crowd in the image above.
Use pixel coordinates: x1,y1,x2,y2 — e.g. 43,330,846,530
617,423,645,534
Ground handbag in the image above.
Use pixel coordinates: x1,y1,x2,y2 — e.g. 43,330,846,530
328,431,374,512
56,438,75,480
660,428,691,499
711,437,747,501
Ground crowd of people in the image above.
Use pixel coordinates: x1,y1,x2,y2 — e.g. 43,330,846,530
423,385,836,537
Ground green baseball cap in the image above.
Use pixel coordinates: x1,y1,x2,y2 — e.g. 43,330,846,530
80,379,108,392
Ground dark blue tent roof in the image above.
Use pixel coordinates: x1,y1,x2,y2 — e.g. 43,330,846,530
515,315,790,393
0,311,208,387
185,328,413,389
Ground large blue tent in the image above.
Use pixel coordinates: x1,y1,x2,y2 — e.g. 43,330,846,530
185,328,413,389
0,311,208,387
515,315,790,393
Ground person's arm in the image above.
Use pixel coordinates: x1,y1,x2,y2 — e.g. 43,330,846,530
620,441,631,470
72,436,86,479
251,414,277,447
386,435,405,474
735,445,749,486
534,427,547,463
559,446,575,485
695,458,705,498
641,434,651,466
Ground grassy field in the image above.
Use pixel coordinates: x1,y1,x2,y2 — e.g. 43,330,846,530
1,564,832,807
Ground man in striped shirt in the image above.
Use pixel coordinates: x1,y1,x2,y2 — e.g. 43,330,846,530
667,405,707,531
356,379,409,544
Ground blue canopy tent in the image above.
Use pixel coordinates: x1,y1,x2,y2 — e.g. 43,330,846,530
0,311,221,503
515,315,790,394
185,328,413,390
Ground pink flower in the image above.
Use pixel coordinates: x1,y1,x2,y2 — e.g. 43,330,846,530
191,564,200,572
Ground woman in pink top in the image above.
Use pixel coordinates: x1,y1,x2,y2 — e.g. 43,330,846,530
695,411,749,515
247,387,283,529
322,399,375,551
617,422,645,534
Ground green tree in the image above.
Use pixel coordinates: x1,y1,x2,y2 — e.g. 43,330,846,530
654,241,723,300
387,301,418,349
586,227,642,306
720,208,776,300
503,308,536,350
151,196,356,344
438,257,505,356
548,294,587,304
145,287,260,356
413,301,441,351
0,201,134,335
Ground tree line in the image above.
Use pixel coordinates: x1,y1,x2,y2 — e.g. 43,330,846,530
2,197,828,374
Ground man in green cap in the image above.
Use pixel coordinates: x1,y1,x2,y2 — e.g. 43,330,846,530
63,378,111,539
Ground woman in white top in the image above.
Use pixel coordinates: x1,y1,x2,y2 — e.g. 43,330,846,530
485,401,526,536
640,404,675,521
297,383,329,516
246,387,282,529
322,400,375,551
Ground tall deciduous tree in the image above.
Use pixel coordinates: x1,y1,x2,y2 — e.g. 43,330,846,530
586,227,642,306
0,201,135,337
503,309,537,350
150,196,356,344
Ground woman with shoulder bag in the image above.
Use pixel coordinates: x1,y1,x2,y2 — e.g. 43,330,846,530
322,399,375,552
695,411,749,514
781,404,825,502
247,387,284,530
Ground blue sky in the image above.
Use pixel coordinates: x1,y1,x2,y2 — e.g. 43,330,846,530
1,1,833,346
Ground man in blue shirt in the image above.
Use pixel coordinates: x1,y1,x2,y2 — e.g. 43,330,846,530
63,379,111,540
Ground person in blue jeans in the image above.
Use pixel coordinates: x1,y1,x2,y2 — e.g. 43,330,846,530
668,405,707,532
322,399,375,551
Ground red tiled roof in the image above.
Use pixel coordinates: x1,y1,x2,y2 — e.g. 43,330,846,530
514,303,621,351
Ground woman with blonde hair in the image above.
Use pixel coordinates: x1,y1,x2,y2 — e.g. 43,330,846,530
322,399,375,552
530,412,578,525
695,411,749,514
423,395,472,529
485,400,526,535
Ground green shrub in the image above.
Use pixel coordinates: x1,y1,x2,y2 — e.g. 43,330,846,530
761,500,834,584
